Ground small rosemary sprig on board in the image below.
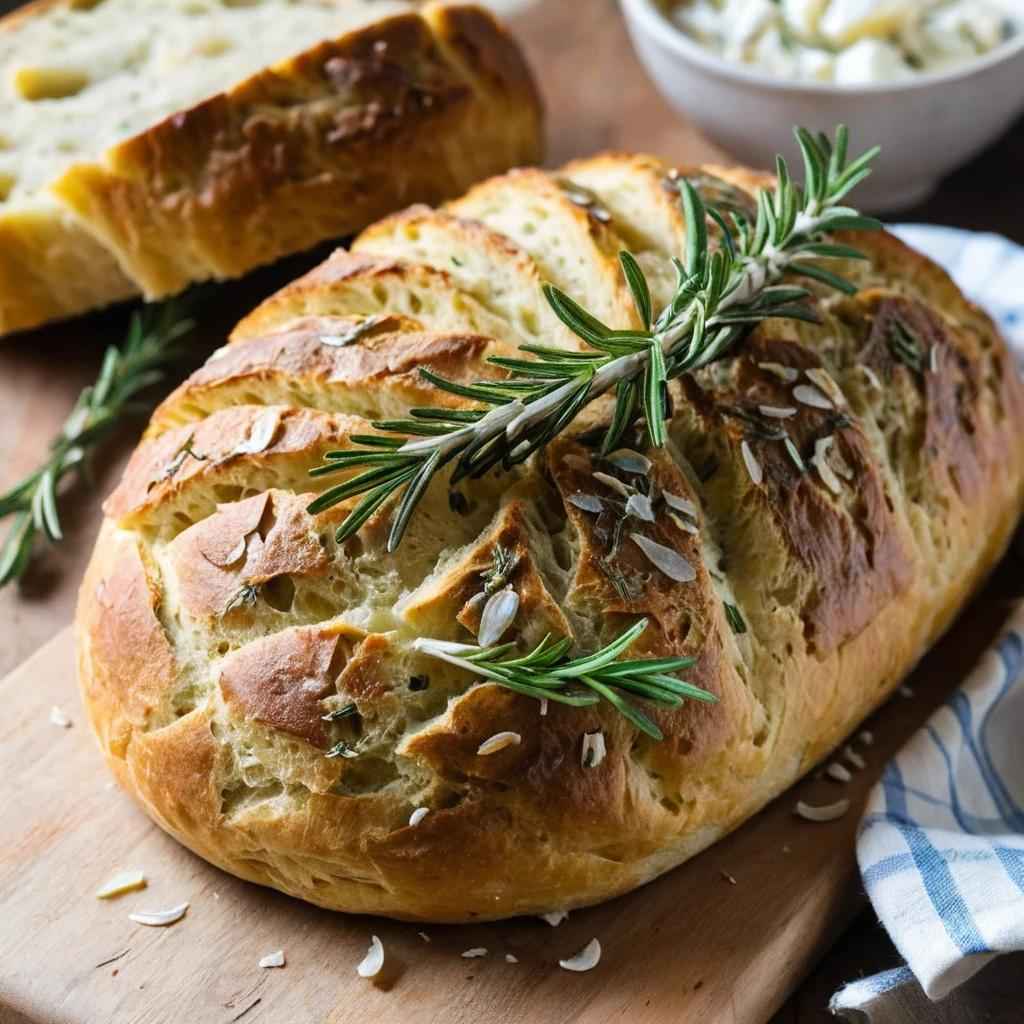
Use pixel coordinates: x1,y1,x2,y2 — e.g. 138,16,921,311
308,126,882,552
0,303,195,587
413,618,715,740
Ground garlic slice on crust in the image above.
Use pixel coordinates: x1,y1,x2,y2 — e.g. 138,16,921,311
477,732,521,756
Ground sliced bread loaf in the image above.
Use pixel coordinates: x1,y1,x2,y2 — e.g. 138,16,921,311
0,0,542,335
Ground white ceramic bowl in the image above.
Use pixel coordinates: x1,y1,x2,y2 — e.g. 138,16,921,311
621,0,1024,212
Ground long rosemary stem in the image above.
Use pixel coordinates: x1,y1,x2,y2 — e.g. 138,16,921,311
0,303,195,587
307,125,882,552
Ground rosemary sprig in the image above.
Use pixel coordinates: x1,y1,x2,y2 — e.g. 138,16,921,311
413,618,714,740
307,126,881,551
481,543,518,595
322,703,359,722
0,303,195,587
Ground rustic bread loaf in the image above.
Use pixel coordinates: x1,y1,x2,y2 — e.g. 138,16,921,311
76,154,1024,922
0,0,541,336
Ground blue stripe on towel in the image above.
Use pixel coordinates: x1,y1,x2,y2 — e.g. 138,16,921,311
882,762,989,956
863,849,999,888
946,692,1024,831
994,847,1024,897
865,966,916,995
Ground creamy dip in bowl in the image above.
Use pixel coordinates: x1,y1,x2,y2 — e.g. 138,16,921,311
666,0,1019,85
622,0,1024,210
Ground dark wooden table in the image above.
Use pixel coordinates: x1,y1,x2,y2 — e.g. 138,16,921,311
0,0,1021,1019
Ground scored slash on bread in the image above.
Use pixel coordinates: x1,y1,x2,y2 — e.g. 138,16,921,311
229,251,528,350
148,315,503,435
352,206,585,353
0,1,542,337
76,151,1024,921
447,167,643,333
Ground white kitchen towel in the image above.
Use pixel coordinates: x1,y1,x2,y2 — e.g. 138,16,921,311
831,224,1024,1021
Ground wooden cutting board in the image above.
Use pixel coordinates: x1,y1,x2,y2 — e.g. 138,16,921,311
1,577,1016,1024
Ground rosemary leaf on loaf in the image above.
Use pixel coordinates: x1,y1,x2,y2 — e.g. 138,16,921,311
481,544,519,595
724,602,747,635
148,434,207,491
306,125,883,552
0,302,195,588
412,618,714,741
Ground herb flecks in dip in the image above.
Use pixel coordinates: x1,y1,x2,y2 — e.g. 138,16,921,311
666,0,1019,84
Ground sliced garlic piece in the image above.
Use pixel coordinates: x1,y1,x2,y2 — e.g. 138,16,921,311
96,870,146,899
129,902,189,927
606,449,652,475
593,471,634,499
812,436,843,495
581,731,607,768
740,440,763,486
559,938,601,972
793,384,833,410
805,367,846,408
794,799,850,822
625,493,656,522
844,745,866,770
232,408,281,456
357,935,384,978
631,533,696,583
759,361,800,382
49,705,71,728
568,493,603,514
663,491,698,517
540,910,569,927
477,732,521,756
477,587,520,647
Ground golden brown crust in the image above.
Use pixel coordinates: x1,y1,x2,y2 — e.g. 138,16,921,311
76,154,1024,922
169,492,330,619
149,315,501,437
77,524,178,757
104,404,364,528
677,334,915,653
1,2,542,336
219,626,342,747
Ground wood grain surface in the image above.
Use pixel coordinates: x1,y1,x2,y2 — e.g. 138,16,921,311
0,574,1017,1024
0,0,1022,1019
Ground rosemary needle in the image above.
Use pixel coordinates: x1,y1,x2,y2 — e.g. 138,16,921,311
0,302,195,588
306,125,883,552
